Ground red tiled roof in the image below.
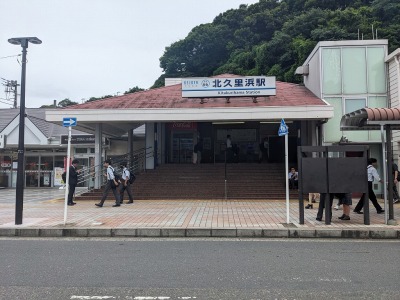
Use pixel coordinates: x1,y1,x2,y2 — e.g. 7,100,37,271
67,75,325,110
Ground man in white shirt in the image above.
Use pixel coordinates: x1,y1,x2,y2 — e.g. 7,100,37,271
353,158,384,214
95,159,121,207
119,161,134,204
288,167,298,189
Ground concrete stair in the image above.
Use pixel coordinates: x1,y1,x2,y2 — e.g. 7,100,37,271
77,163,299,200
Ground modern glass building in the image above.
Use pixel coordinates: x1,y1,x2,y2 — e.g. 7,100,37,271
296,40,388,195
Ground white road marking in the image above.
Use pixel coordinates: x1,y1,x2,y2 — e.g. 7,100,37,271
71,296,116,299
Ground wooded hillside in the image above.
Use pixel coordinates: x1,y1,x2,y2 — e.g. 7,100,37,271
153,0,400,88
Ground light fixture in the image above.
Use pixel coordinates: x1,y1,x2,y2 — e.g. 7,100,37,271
260,121,293,124
212,122,245,125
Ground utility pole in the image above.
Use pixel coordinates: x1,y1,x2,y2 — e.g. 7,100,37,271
2,80,19,108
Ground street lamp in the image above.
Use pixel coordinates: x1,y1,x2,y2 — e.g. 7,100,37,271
8,37,42,225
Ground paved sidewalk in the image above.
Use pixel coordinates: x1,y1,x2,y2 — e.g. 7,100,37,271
0,189,399,238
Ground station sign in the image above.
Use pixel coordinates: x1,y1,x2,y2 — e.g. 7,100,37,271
60,134,95,145
182,76,276,98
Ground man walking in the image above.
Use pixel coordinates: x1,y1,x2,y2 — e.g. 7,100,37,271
392,159,399,203
353,158,385,214
67,159,80,206
119,161,134,204
95,159,120,207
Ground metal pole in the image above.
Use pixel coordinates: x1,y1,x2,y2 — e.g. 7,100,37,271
13,81,18,109
380,125,388,224
364,147,370,225
224,150,227,200
15,41,28,225
285,133,289,224
64,126,72,225
386,125,395,223
298,146,304,225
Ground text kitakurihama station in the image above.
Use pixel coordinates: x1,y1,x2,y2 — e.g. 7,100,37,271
181,76,276,98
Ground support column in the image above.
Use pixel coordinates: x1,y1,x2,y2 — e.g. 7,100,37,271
154,122,158,168
387,125,396,225
128,128,134,169
95,123,103,189
145,123,155,169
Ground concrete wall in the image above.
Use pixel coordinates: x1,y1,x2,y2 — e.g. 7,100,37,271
303,49,321,98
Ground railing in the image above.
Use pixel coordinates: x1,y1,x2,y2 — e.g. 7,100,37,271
70,147,153,197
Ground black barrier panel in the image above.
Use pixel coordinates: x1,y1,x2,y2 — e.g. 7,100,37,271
301,157,328,193
298,145,369,225
328,157,368,193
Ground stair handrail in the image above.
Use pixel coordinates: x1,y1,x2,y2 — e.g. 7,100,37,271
67,147,151,197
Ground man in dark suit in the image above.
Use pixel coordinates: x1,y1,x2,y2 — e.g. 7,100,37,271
68,159,80,206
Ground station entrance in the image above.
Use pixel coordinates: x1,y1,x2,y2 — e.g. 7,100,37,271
165,121,299,165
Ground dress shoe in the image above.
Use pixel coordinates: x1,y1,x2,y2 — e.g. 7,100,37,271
353,210,363,214
338,214,345,219
377,210,385,214
127,201,134,204
95,203,103,207
67,203,74,206
316,217,322,221
341,215,350,220
112,204,120,207
305,204,313,209
72,202,77,205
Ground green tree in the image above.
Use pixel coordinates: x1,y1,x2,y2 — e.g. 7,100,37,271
152,0,400,87
124,86,145,95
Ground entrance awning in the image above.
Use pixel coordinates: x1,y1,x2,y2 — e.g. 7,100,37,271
340,107,400,130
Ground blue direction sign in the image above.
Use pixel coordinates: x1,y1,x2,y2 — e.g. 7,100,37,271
63,117,77,127
278,118,288,136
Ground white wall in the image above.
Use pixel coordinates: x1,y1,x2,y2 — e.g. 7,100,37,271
303,50,321,98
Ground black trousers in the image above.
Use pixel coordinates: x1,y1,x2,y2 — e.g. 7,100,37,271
68,184,76,204
289,178,298,189
99,180,120,205
354,181,383,212
120,181,134,202
393,184,399,201
316,193,334,220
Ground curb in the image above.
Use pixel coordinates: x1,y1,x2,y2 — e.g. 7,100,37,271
0,227,399,239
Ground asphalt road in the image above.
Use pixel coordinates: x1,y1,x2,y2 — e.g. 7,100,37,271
0,238,399,300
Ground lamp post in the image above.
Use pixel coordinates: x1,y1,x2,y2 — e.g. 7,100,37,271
8,37,42,225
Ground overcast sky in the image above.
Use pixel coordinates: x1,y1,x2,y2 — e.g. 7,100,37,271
0,0,259,108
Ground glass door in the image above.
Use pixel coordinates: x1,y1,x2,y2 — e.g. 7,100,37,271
171,133,194,163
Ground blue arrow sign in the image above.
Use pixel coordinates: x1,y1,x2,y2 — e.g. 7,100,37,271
278,118,288,136
63,117,77,127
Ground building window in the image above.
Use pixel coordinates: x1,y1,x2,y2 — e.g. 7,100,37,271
344,98,366,114
367,47,386,93
322,48,342,94
75,148,88,154
342,48,367,94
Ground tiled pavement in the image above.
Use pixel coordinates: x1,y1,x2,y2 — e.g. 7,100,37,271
0,188,399,231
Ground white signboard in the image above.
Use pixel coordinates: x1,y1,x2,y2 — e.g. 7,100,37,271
54,167,64,186
182,76,276,98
